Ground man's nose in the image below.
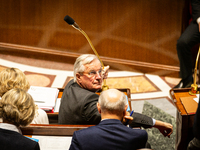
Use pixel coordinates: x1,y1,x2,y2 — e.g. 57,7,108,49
95,72,102,79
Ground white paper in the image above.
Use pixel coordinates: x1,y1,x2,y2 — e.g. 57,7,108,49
28,86,59,109
32,135,72,150
54,98,61,113
194,94,199,103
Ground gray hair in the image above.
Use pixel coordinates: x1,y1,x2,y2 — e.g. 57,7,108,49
98,89,127,114
73,54,100,82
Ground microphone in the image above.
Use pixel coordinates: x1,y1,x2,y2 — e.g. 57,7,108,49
64,15,109,91
64,15,81,30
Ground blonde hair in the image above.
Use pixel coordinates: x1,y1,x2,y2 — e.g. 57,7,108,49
0,88,35,127
0,68,30,97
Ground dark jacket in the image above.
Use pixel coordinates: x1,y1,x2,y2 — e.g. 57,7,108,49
0,128,40,150
58,79,153,128
69,119,148,150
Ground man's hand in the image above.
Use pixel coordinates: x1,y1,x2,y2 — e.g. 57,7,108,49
122,111,133,125
154,120,173,138
102,65,109,79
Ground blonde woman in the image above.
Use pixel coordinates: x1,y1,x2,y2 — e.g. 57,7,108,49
0,88,40,150
0,68,49,124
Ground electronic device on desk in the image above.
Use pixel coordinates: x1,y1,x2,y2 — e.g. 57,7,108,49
28,86,59,113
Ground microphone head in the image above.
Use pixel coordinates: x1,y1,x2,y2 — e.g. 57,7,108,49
64,15,75,25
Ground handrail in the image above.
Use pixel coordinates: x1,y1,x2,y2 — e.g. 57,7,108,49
0,42,180,71
21,124,93,136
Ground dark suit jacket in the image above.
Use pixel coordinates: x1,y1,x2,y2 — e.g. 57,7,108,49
58,79,153,128
59,79,101,125
0,128,40,150
69,119,148,150
191,0,200,21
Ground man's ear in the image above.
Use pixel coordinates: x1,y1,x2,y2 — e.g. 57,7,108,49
125,105,128,111
123,105,128,116
97,102,101,114
76,73,81,82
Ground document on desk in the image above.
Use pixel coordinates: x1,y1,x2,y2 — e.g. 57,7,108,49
54,98,61,113
32,135,72,150
180,96,198,114
28,86,59,110
194,94,199,103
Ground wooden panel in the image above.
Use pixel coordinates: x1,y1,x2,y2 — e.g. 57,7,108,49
0,42,180,77
0,0,185,77
21,124,92,136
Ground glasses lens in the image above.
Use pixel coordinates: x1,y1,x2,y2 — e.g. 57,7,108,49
87,69,102,77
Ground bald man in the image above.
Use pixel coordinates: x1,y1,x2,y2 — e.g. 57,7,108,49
69,89,148,150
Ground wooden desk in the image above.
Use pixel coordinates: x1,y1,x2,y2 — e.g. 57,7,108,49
170,88,198,150
47,88,131,124
21,124,92,136
21,124,92,149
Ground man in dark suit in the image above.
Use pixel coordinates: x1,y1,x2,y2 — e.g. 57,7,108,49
58,54,173,137
69,89,148,150
174,0,200,88
187,99,200,150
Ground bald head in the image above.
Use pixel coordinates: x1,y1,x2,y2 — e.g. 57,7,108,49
102,89,123,103
98,89,127,115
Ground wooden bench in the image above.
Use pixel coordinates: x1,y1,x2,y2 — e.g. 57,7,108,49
21,124,92,136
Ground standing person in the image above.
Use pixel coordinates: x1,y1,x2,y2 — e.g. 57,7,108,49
0,88,40,150
69,89,148,150
59,54,173,138
0,68,49,124
174,0,200,88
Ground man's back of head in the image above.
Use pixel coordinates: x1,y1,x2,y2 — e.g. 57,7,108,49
97,89,128,120
69,89,148,150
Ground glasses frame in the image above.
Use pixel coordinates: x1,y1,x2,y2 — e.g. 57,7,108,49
80,69,102,78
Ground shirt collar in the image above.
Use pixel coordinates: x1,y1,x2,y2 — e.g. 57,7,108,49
0,123,22,134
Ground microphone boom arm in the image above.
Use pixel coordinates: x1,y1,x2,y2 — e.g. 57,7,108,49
79,29,109,90
79,29,104,68
189,45,200,95
65,15,109,90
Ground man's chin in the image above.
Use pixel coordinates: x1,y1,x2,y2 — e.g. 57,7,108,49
92,85,102,91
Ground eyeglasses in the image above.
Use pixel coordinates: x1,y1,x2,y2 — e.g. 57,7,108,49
81,69,102,77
